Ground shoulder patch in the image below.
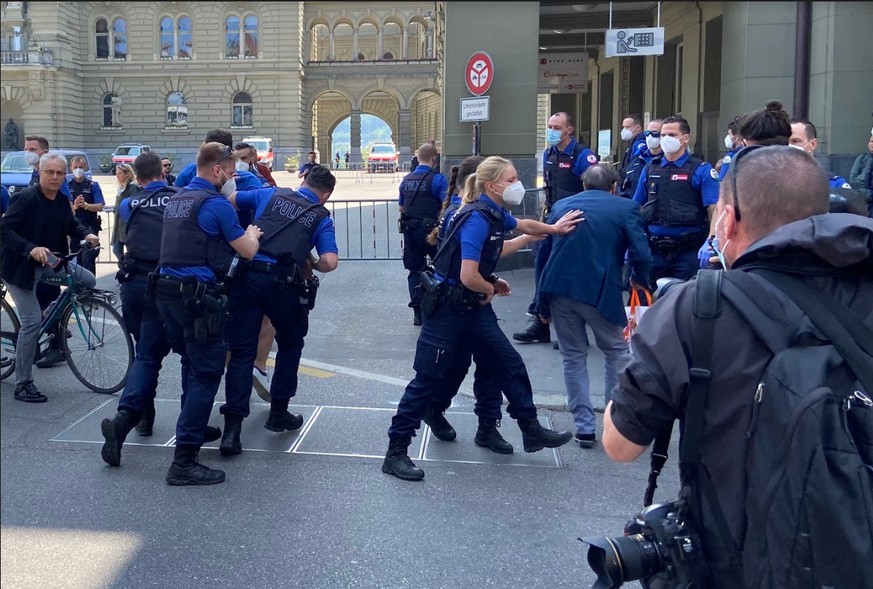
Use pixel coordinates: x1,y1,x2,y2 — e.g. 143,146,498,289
586,154,598,164
722,155,732,164
710,168,719,179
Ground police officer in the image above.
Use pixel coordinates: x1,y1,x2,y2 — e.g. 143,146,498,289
68,155,105,273
619,118,663,199
161,157,176,186
173,128,234,188
618,113,647,179
399,142,448,326
153,142,261,486
789,118,852,188
99,152,224,466
383,156,583,481
219,165,339,455
718,116,742,181
514,111,598,345
632,115,720,282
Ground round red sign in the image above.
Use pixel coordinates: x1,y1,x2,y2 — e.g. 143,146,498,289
465,51,494,96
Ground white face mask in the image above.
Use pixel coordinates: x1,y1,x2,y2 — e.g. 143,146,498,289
713,209,731,269
24,151,40,166
620,128,634,141
235,160,249,172
220,176,237,197
724,134,733,150
788,143,806,152
72,168,85,180
498,180,526,206
660,135,682,155
646,136,661,150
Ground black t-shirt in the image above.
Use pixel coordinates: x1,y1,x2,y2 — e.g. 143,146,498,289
40,193,70,254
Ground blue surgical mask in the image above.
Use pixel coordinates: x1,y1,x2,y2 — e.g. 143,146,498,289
546,129,563,146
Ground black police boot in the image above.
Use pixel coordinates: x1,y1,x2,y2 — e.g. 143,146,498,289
135,404,156,437
264,410,304,432
422,407,456,442
518,417,573,453
381,437,425,481
166,444,225,486
204,425,222,443
100,410,139,467
512,317,551,344
220,414,243,456
474,418,514,454
412,306,422,326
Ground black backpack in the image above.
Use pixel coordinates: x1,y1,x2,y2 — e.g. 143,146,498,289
686,268,873,588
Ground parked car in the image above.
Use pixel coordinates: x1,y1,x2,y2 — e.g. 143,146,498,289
368,142,398,173
1,149,95,196
110,144,150,173
242,136,273,170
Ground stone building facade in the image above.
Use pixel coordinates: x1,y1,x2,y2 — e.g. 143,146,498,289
0,1,441,168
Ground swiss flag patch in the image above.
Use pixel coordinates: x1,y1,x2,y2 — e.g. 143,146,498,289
559,162,571,169
587,154,598,164
670,173,689,181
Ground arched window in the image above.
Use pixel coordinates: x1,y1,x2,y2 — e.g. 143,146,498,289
178,17,193,59
383,21,401,60
102,93,119,127
112,18,127,60
225,16,240,58
166,91,188,128
96,19,109,59
231,92,253,127
244,16,259,58
310,23,329,61
160,17,174,59
159,16,193,60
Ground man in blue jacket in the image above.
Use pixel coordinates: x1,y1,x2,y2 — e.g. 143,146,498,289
537,165,652,448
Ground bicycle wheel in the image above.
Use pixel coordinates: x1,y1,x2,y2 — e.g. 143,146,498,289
60,295,133,393
1,297,19,381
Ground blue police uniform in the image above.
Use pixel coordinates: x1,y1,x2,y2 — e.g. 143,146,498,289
718,148,739,181
221,186,336,436
827,173,851,189
398,164,448,313
425,194,506,427
172,162,196,188
620,132,648,178
232,169,268,227
113,180,178,430
297,161,316,178
388,195,539,442
633,151,720,281
67,176,105,272
619,147,657,199
155,177,243,453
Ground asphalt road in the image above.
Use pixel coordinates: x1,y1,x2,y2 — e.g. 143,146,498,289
1,177,680,588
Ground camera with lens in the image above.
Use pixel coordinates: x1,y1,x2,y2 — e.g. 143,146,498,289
581,500,707,589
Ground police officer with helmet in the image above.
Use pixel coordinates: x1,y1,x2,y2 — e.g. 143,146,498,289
632,115,720,282
219,165,339,455
153,142,262,486
100,152,225,466
383,156,583,481
398,143,448,326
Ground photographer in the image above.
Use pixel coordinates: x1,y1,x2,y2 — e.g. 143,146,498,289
601,146,873,587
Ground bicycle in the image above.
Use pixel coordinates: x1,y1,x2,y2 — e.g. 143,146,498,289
1,246,134,393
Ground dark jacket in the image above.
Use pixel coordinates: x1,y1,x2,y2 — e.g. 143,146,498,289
609,213,873,587
1,185,92,289
536,189,652,326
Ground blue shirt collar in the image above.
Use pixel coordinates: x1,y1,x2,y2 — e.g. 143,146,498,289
478,194,506,213
186,177,219,192
296,186,321,204
548,137,578,157
662,151,691,167
450,194,462,205
143,180,169,191
414,164,434,172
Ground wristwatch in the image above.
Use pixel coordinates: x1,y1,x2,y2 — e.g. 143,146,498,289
486,273,499,285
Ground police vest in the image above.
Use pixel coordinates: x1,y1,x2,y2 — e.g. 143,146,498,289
125,186,177,265
256,188,329,270
619,155,649,199
69,178,100,228
545,143,586,204
159,189,235,279
400,169,440,221
433,201,504,283
642,156,708,229
436,199,462,249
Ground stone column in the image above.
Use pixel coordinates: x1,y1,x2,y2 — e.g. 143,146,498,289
377,30,383,58
402,29,408,59
329,30,335,59
353,30,359,59
398,109,412,156
349,110,363,163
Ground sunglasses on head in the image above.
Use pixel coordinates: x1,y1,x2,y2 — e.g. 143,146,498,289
727,144,772,222
216,146,234,165
644,130,661,138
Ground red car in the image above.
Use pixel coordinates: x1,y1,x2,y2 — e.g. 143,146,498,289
111,144,150,173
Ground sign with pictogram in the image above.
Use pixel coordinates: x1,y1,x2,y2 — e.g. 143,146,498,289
605,27,665,57
465,51,494,96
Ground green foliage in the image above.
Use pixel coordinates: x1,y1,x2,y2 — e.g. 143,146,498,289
284,151,301,170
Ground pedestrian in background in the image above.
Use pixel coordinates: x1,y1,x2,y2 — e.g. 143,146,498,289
112,163,139,265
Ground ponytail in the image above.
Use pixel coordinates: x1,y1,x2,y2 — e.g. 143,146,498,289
462,173,479,204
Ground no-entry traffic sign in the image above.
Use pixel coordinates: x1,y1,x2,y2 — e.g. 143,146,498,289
465,51,494,96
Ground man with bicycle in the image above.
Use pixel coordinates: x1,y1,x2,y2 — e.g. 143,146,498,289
0,152,99,403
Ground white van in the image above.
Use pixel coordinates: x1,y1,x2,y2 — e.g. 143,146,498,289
242,136,274,170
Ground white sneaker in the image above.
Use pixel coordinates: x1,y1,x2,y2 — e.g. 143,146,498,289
252,366,271,403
